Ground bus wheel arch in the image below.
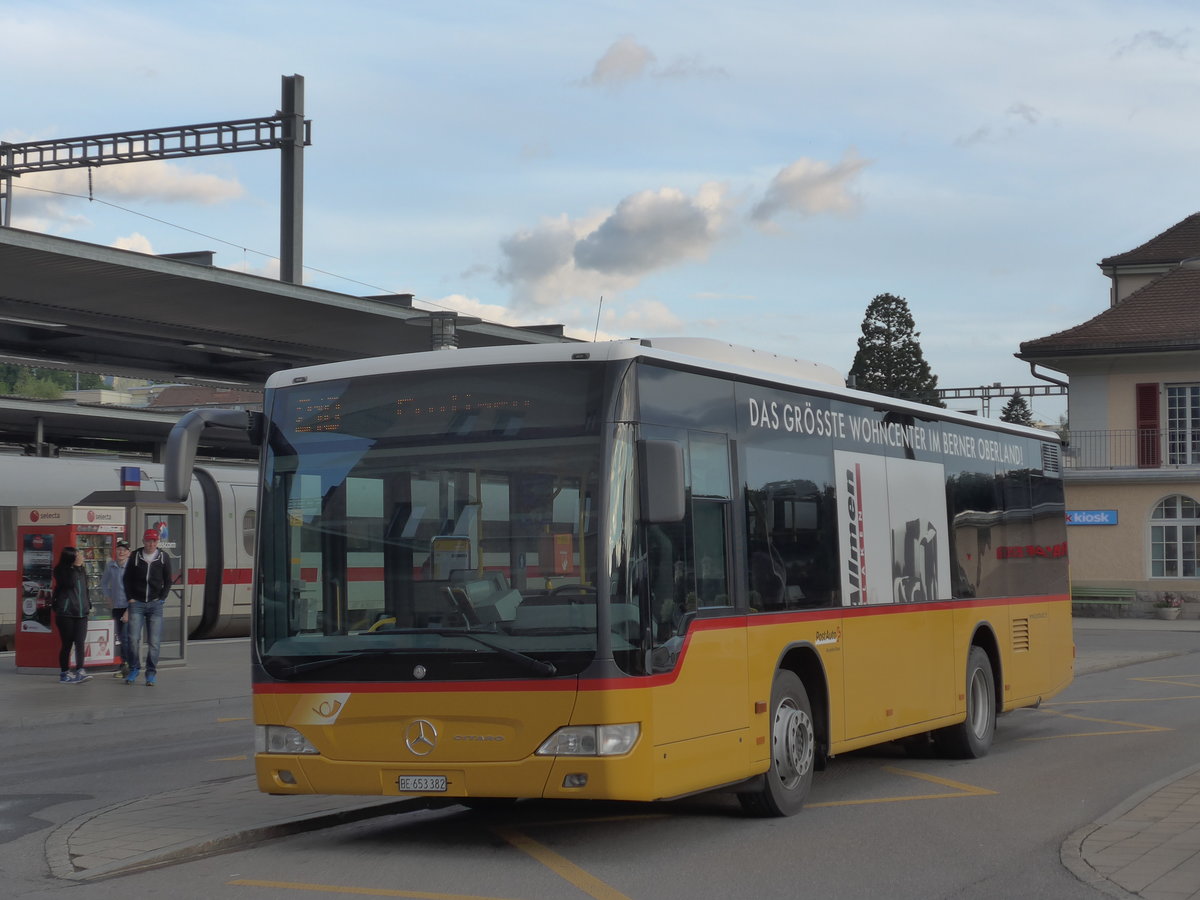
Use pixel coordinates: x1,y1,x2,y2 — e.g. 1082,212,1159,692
739,647,827,817
934,638,998,759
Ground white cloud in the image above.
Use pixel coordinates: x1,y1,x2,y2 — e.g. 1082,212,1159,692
579,35,727,87
21,161,243,207
609,299,684,334
497,184,728,309
574,183,727,276
750,152,870,224
228,256,281,280
110,232,156,254
1114,29,1192,59
580,35,657,86
497,215,579,286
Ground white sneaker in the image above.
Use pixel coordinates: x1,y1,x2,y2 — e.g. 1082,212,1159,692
74,670,93,683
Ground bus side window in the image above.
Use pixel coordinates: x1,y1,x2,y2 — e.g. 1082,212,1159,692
646,523,688,642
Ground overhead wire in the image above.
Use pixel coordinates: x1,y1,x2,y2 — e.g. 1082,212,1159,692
9,181,464,313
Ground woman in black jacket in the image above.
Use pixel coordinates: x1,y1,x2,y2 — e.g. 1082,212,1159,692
52,547,93,684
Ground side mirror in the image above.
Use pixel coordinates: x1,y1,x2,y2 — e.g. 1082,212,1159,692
638,439,685,523
165,409,261,501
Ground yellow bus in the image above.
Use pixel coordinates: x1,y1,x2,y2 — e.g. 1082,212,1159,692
166,338,1072,816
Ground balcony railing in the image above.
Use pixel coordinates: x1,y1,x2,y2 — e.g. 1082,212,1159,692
1064,429,1200,470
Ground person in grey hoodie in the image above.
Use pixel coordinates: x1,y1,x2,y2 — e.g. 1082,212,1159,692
100,538,132,679
51,547,93,684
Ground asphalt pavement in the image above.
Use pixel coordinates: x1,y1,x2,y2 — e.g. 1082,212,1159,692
4,619,1200,896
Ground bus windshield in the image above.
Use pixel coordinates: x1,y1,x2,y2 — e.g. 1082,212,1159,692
256,364,607,682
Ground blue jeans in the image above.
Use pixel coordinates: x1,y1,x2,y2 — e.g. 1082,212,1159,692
127,600,164,675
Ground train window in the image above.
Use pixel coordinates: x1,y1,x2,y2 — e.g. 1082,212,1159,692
242,509,256,556
0,506,13,553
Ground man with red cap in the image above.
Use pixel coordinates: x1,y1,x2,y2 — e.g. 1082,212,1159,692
122,528,174,686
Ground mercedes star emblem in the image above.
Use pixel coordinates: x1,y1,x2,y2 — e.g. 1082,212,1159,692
405,719,438,756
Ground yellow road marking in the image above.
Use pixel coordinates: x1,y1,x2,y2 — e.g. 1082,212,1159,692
1019,708,1170,740
218,716,251,722
1132,674,1200,688
490,826,634,900
214,755,248,761
230,879,515,899
808,765,996,807
1046,694,1200,705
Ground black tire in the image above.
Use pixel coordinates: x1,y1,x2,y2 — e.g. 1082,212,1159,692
738,670,814,817
933,645,995,758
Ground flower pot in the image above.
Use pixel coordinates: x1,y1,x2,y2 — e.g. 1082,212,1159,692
1154,607,1181,620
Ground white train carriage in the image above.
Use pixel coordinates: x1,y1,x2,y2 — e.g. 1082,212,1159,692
0,453,256,650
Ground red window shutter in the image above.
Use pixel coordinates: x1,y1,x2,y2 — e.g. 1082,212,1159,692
1136,383,1160,467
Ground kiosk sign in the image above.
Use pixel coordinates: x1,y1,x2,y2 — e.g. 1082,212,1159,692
1066,510,1118,526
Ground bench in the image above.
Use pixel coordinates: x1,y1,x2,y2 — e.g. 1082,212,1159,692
1071,586,1135,617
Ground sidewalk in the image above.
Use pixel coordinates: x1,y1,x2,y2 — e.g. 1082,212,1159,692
1065,618,1200,899
4,622,1200,890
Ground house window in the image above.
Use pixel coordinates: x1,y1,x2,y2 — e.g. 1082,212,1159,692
1150,495,1200,578
1166,385,1200,465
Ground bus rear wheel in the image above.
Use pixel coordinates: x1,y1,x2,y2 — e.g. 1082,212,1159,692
933,645,995,758
739,670,814,817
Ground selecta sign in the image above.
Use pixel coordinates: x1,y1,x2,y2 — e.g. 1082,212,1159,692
1066,510,1118,526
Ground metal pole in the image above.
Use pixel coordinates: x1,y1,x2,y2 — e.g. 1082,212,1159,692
279,74,305,284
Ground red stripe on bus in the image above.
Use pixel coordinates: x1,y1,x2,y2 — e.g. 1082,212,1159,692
251,592,1070,696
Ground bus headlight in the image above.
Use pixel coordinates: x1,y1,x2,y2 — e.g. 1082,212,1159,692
536,724,640,757
255,725,319,755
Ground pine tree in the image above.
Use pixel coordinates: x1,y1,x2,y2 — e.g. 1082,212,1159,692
847,293,945,407
999,392,1034,426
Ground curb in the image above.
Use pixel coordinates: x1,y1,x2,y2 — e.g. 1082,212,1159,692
1059,760,1200,899
46,782,430,881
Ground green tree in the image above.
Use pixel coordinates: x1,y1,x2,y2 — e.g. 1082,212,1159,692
1,366,104,396
848,293,945,407
13,371,65,399
999,392,1034,426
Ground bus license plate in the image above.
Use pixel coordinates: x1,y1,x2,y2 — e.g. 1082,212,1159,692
397,775,447,793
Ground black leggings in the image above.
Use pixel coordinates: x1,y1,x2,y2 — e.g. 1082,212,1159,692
56,615,88,671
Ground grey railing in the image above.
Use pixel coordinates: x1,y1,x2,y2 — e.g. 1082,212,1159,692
1064,428,1200,470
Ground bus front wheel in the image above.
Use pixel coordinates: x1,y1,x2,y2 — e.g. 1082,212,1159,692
739,670,814,817
934,645,995,758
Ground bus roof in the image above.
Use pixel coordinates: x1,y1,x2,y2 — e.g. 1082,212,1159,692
266,337,1060,443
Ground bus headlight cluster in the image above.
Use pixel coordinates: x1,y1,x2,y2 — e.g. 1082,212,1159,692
536,724,639,756
255,725,319,755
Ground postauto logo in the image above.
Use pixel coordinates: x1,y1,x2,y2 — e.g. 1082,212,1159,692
1066,510,1118,526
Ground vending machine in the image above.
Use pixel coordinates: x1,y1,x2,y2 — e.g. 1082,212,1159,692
15,505,126,672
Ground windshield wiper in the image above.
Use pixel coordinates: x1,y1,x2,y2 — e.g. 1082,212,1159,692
371,628,557,677
265,648,407,678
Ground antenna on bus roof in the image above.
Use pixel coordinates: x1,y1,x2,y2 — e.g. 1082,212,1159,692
593,296,604,342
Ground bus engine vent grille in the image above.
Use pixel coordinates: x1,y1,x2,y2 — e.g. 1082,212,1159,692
1041,443,1062,477
1012,617,1031,653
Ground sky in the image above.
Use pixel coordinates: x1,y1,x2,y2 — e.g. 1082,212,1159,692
6,1,1200,424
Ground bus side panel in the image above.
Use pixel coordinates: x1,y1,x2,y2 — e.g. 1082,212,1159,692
840,605,956,740
646,620,750,797
1000,595,1073,709
745,614,846,760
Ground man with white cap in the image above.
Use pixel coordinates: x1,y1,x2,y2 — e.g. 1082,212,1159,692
122,528,173,686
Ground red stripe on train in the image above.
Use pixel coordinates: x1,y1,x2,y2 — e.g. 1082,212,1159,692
185,568,253,585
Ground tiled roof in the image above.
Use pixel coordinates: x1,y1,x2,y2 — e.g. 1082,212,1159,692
1100,211,1200,266
147,386,263,409
1020,262,1200,357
